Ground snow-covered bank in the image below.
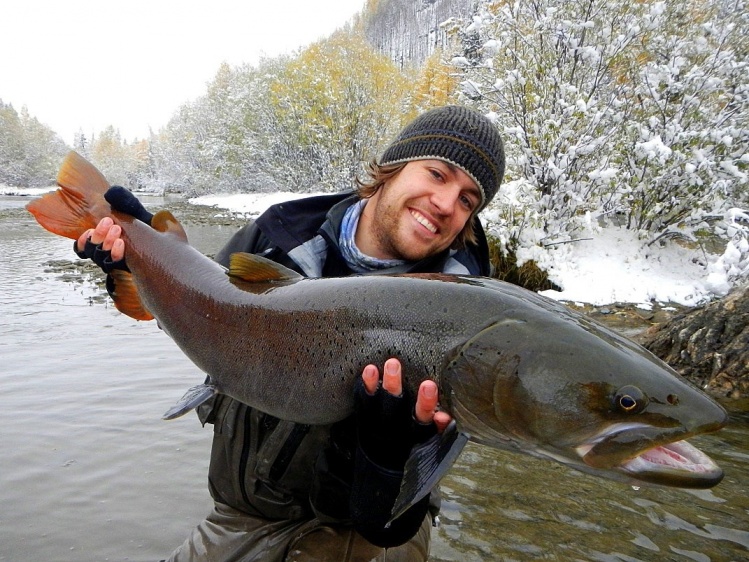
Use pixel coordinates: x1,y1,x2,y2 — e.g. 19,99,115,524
0,185,55,196
534,226,713,308
190,192,324,219
3,187,738,308
190,192,743,309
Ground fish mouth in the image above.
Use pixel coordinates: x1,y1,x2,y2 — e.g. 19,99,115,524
575,423,724,488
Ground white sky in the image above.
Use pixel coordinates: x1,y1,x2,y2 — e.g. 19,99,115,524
1,0,366,144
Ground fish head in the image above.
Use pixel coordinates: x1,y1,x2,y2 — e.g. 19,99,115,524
443,300,728,489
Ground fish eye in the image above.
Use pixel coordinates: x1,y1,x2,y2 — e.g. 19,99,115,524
614,385,648,414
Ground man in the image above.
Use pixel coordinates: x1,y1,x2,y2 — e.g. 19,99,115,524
79,105,505,561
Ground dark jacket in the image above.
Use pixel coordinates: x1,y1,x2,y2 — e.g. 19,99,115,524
197,192,491,546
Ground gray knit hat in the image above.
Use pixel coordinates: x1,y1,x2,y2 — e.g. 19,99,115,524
379,105,505,211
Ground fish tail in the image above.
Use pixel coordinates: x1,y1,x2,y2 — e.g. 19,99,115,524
26,151,112,240
27,152,155,322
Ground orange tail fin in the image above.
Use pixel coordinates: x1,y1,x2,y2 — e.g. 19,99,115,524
26,151,112,240
27,152,155,322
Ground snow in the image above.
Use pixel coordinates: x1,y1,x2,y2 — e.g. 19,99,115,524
5,185,738,307
190,192,323,219
532,226,713,308
188,191,735,309
0,185,55,196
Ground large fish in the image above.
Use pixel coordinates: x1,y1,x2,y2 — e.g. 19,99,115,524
28,152,728,517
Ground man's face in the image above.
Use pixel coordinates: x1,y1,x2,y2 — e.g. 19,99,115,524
358,160,481,262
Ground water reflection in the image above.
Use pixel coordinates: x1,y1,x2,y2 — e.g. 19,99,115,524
1,196,747,561
429,417,748,561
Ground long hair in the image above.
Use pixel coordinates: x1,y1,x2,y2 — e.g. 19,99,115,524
355,160,479,248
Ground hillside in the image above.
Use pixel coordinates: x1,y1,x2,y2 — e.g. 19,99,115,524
360,0,473,66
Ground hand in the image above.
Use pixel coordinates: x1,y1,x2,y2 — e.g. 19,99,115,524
76,217,125,263
355,358,452,471
362,358,451,432
73,186,152,269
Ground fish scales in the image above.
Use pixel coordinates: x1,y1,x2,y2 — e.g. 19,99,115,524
122,214,493,424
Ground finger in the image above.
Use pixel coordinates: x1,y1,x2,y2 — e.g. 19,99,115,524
414,380,438,424
101,224,122,252
433,411,451,433
362,364,379,395
382,358,402,397
76,229,94,253
110,238,125,262
90,217,114,245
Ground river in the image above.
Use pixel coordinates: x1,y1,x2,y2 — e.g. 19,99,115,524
1,194,747,561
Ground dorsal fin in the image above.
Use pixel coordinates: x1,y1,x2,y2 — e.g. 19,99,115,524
228,252,303,283
109,270,154,321
150,209,188,242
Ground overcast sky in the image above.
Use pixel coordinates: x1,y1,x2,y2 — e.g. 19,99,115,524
2,0,366,144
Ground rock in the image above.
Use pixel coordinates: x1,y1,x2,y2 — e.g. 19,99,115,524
641,282,749,399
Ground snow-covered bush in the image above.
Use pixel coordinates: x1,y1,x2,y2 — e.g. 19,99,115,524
452,0,749,268
705,208,749,294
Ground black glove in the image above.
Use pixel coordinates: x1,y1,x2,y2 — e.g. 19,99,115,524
353,377,437,471
73,186,152,274
350,377,437,547
74,237,129,273
105,185,154,225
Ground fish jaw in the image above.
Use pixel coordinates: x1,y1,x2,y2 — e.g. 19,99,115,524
575,422,725,488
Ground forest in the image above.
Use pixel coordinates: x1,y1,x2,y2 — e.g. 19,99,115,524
1,0,747,284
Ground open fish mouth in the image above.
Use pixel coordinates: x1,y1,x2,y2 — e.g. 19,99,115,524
618,440,723,486
575,423,724,488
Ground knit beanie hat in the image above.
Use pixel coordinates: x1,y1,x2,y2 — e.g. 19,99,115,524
379,105,505,211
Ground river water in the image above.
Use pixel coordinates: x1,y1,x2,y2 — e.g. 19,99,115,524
1,194,747,561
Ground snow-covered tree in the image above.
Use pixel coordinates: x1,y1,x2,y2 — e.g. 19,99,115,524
451,0,748,284
617,0,749,239
149,60,276,194
452,0,749,238
267,31,411,191
0,100,67,187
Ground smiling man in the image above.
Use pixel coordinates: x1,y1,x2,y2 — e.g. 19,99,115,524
78,105,505,561
357,159,481,261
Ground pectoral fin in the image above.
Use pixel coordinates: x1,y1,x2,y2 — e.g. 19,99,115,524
388,420,468,524
162,383,217,420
